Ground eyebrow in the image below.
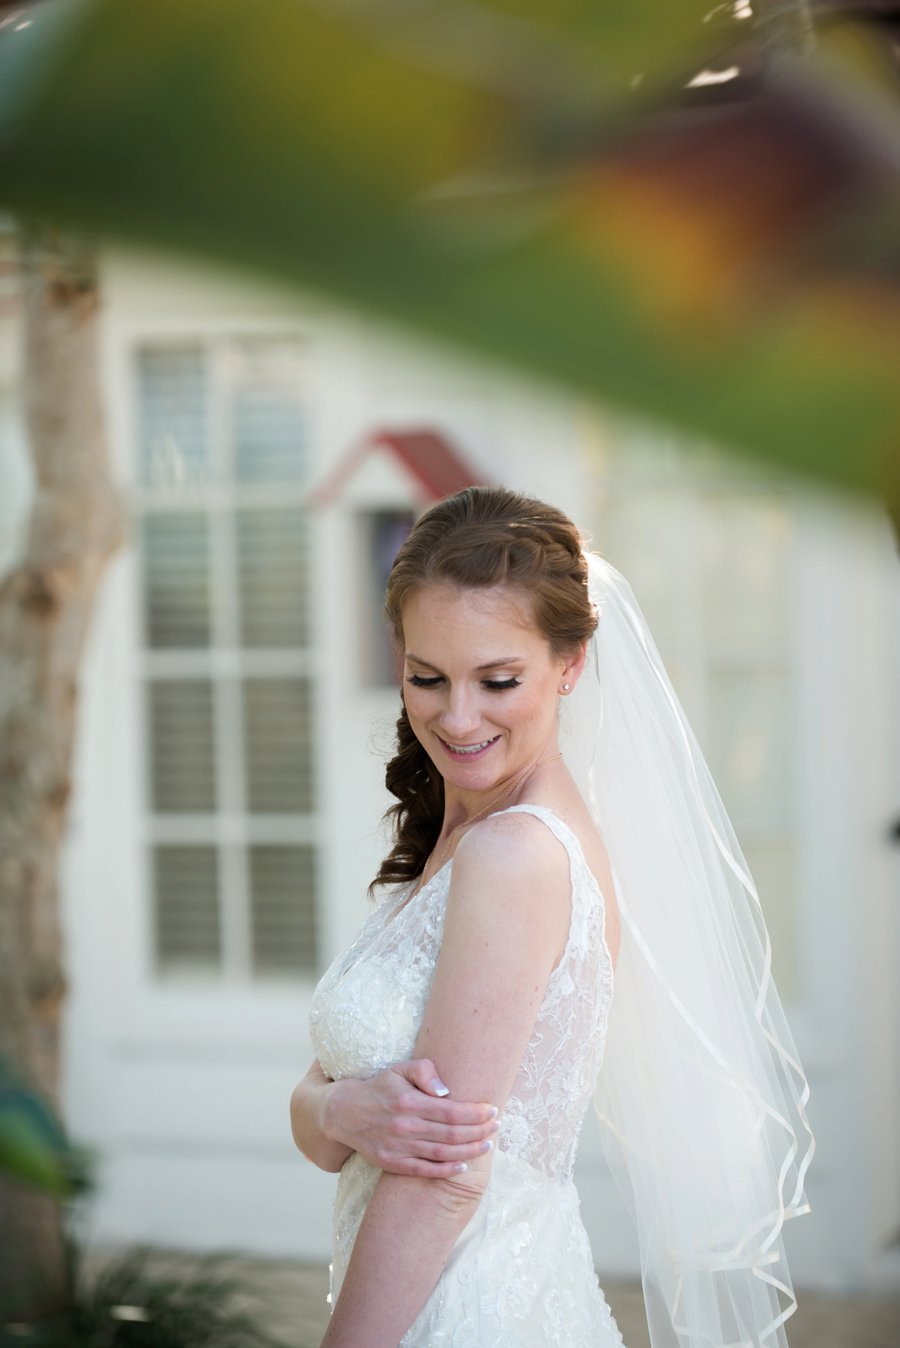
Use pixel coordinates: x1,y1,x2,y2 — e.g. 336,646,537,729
405,654,523,672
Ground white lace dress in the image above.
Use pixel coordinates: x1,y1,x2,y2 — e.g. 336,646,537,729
309,803,626,1347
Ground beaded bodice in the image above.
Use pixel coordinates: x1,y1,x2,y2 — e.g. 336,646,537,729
310,803,615,1183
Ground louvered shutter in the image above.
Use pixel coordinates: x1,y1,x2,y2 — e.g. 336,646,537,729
137,338,319,982
243,678,314,815
236,507,309,649
147,679,217,812
142,513,211,648
153,845,221,974
249,845,317,974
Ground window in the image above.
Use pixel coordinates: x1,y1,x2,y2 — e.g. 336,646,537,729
134,337,319,981
358,508,416,686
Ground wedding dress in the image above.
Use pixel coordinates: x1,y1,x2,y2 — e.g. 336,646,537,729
309,802,626,1347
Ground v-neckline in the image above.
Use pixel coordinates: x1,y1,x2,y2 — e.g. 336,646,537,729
384,856,454,928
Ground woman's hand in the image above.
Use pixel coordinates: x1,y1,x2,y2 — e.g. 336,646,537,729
324,1057,499,1179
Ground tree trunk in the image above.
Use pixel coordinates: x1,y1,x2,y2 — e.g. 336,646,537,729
0,220,124,1322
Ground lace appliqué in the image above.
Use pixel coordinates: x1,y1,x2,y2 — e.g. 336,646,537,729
310,804,623,1347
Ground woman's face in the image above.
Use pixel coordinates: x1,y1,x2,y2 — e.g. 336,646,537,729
400,582,581,805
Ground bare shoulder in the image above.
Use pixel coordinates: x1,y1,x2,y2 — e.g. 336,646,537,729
454,807,569,879
455,803,621,975
443,809,572,971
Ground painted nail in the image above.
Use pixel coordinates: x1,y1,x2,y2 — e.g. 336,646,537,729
431,1078,450,1097
481,1139,494,1154
454,1163,468,1173
489,1106,499,1118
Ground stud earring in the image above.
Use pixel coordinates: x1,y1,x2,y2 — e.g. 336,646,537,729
561,682,571,693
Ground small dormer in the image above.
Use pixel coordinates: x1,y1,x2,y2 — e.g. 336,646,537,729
311,426,486,685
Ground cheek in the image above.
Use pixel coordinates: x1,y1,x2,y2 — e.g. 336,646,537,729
402,689,428,728
509,685,556,729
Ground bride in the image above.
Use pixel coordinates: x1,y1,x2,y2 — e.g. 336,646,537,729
290,486,814,1348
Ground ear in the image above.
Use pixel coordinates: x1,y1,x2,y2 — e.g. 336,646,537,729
558,641,588,695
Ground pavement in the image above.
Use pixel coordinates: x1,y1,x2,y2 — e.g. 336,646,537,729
85,1249,900,1348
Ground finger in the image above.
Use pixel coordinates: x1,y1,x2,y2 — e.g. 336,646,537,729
392,1117,499,1146
396,1092,499,1128
379,1155,482,1180
399,1058,450,1098
409,1137,495,1165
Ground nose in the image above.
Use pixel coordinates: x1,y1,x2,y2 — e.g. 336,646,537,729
438,686,482,741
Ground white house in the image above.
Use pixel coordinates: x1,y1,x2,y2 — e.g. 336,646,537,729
1,225,898,1293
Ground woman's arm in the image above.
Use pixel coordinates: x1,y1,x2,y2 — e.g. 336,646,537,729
320,811,572,1348
290,1057,499,1176
290,1059,354,1173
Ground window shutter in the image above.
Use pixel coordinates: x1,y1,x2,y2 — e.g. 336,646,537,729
148,679,217,813
142,513,211,649
243,678,314,814
236,507,309,649
138,338,319,982
249,845,317,974
154,845,221,973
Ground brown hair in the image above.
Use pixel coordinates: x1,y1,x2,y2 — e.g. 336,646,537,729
370,485,597,893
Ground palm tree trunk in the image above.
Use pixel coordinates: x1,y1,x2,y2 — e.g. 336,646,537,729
0,219,124,1322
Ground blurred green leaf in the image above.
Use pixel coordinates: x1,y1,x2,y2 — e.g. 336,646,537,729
0,0,897,511
0,1056,90,1198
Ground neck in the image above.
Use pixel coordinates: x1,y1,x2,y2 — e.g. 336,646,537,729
436,748,563,860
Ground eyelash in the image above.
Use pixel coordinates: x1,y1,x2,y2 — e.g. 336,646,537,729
406,675,522,692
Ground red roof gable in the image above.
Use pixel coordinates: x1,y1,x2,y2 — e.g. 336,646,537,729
309,427,485,507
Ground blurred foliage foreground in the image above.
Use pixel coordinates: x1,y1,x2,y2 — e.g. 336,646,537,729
0,0,899,515
0,1247,294,1348
0,1057,290,1346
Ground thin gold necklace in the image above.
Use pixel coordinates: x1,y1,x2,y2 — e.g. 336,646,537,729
431,750,563,873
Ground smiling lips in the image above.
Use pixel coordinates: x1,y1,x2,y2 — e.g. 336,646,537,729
438,735,501,758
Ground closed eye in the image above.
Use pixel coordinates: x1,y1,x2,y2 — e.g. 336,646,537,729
405,674,521,691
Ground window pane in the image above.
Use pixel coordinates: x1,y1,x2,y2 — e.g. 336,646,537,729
137,346,210,486
142,513,211,648
148,680,216,812
154,845,221,973
229,339,308,483
236,507,308,648
360,510,414,687
243,678,314,813
233,390,307,483
249,845,317,974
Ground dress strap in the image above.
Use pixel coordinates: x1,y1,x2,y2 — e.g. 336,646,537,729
495,802,580,864
494,802,606,906
495,803,615,982
495,803,614,920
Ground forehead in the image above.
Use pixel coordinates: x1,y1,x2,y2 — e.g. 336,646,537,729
401,583,542,650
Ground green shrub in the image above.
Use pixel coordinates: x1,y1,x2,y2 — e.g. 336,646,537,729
0,1246,293,1348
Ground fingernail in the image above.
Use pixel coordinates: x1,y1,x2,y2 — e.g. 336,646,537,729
454,1163,468,1173
490,1120,500,1134
489,1106,499,1118
431,1078,450,1097
480,1139,494,1154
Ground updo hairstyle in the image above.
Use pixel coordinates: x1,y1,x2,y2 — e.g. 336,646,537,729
371,485,597,893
